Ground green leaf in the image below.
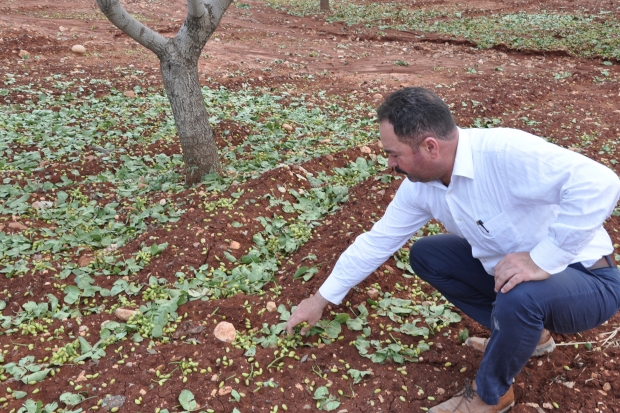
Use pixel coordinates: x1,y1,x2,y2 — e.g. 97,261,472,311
77,337,92,354
231,389,241,402
22,369,51,384
13,391,28,400
178,389,197,412
63,286,80,304
59,392,84,407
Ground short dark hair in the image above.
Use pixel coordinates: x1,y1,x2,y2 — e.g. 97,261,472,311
376,87,457,147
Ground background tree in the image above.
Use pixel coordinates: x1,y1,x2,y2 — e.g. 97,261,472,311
320,0,329,11
96,0,233,185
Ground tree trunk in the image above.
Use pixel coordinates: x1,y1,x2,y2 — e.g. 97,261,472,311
96,0,232,186
161,58,220,184
320,0,329,11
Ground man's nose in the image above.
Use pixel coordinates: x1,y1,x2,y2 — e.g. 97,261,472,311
387,157,397,168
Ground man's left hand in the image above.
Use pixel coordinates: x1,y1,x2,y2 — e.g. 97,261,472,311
494,252,550,293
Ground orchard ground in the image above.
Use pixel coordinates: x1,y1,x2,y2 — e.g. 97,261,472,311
1,0,620,413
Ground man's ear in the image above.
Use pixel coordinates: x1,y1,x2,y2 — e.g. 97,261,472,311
422,137,440,158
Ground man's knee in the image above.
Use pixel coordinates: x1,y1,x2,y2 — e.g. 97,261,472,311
493,286,541,323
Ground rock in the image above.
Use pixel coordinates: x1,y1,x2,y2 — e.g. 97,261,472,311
377,189,386,196
325,154,334,161
542,402,554,410
71,45,86,55
124,90,135,98
367,288,379,300
75,371,87,382
8,222,27,231
230,241,241,250
266,301,277,312
436,388,445,394
214,321,236,343
373,93,383,100
102,395,126,409
59,26,68,32
218,386,232,396
115,308,138,321
159,199,166,205
603,382,611,391
360,146,371,154
211,374,218,381
18,50,29,59
78,255,94,267
282,123,294,131
139,389,147,396
277,186,286,193
32,201,53,210
258,76,264,81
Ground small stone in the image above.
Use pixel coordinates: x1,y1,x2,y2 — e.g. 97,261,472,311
115,308,138,321
214,321,236,343
78,255,94,268
8,222,28,231
367,288,380,300
325,155,334,161
266,301,277,312
373,93,383,100
124,90,135,98
59,26,68,32
139,389,147,396
159,199,167,205
295,383,304,391
542,402,554,410
218,386,232,396
75,371,88,382
282,123,294,131
18,50,29,59
603,382,611,391
258,76,264,81
367,111,375,117
278,186,286,193
211,374,218,382
360,146,371,154
32,201,53,210
230,241,241,250
71,45,86,55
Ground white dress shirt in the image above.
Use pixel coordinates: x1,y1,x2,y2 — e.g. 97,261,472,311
319,128,620,304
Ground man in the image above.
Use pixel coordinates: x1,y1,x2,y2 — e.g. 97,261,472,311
285,87,620,412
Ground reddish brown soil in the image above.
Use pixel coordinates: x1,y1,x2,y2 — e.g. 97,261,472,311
1,1,620,413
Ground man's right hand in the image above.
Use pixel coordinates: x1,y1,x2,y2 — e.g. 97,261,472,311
285,291,329,336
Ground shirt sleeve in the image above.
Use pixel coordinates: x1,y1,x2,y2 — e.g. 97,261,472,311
318,180,432,304
503,134,620,274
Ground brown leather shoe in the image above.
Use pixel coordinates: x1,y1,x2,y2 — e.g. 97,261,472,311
429,380,514,413
465,329,555,357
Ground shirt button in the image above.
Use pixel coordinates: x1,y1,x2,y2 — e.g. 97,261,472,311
457,218,462,222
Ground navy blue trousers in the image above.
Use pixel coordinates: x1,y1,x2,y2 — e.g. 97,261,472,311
409,234,620,405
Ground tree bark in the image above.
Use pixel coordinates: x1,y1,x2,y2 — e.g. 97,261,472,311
96,0,233,185
320,0,329,11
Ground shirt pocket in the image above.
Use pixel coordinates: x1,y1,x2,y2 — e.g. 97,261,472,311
476,211,523,254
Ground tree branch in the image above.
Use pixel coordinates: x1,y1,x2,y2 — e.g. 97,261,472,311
203,0,234,25
96,0,167,56
187,0,206,18
175,0,233,60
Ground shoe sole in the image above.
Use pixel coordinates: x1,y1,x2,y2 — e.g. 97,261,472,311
531,337,556,357
499,401,515,412
466,337,556,357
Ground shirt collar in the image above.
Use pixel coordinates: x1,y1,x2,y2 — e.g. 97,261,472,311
451,128,474,180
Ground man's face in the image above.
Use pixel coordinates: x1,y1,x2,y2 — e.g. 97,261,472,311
379,121,441,183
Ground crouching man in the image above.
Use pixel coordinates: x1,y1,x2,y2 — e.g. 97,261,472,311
285,87,620,412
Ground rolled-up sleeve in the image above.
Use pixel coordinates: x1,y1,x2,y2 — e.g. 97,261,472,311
504,137,620,274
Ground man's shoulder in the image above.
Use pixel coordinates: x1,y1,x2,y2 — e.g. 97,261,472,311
464,127,547,150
